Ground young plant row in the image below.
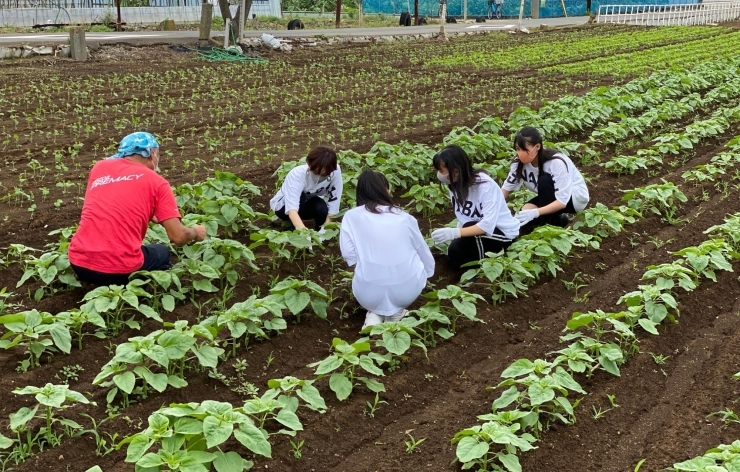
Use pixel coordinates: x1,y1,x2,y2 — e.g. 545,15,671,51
513,55,740,143
541,31,740,78
449,210,740,472
588,73,740,149
668,365,740,471
604,102,740,176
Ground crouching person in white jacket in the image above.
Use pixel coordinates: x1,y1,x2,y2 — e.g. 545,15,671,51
340,170,435,330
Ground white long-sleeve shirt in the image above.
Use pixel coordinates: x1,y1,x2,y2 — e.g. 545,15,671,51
340,206,434,315
501,152,589,212
449,172,520,240
269,164,343,215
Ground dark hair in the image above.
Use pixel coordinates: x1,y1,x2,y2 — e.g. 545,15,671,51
432,144,481,204
306,146,338,175
356,170,397,214
513,126,566,183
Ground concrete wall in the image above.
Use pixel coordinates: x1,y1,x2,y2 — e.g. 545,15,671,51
0,2,281,27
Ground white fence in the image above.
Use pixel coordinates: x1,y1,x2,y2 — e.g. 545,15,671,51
597,1,740,25
0,1,281,26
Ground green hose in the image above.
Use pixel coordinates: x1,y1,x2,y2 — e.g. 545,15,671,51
192,27,269,63
194,46,268,63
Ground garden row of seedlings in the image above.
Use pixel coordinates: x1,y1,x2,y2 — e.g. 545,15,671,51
444,135,740,470
667,369,740,471
1,57,739,471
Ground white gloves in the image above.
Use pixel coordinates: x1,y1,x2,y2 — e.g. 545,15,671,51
431,227,461,244
514,209,539,225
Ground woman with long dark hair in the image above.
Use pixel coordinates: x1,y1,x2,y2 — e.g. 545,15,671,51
502,126,589,230
430,145,520,269
340,170,435,330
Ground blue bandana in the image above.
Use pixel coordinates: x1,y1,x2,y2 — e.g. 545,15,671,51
108,132,159,159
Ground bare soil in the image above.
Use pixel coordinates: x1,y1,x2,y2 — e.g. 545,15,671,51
0,26,738,472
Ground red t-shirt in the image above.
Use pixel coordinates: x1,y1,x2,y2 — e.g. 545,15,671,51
68,159,181,274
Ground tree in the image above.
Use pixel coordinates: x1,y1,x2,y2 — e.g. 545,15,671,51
217,0,254,39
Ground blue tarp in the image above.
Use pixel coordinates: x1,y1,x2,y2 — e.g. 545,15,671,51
362,0,699,18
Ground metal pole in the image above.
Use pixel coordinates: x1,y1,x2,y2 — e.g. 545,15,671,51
463,0,466,20
358,0,363,26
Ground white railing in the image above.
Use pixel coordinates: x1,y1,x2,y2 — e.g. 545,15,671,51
597,2,740,25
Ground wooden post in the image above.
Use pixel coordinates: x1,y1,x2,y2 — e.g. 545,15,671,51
414,0,418,24
69,27,87,61
335,0,342,27
199,2,213,47
358,0,363,27
238,0,246,39
532,0,539,18
224,18,230,47
115,0,122,31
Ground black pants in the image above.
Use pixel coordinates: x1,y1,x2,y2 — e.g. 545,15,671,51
447,222,514,270
71,243,172,286
523,172,576,232
275,194,328,231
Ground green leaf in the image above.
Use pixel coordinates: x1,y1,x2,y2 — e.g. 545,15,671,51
313,355,343,376
193,279,218,292
9,405,39,431
638,318,659,335
499,452,522,472
671,456,717,470
456,437,489,462
162,294,176,312
137,452,165,468
358,356,384,376
275,409,303,431
203,416,233,449
47,322,71,354
0,434,14,449
296,384,326,412
158,330,195,360
213,451,253,472
134,367,168,393
114,371,136,394
382,330,411,356
284,289,311,316
234,422,272,458
358,376,385,393
167,375,189,389
528,383,555,406
124,434,154,463
137,304,163,322
329,373,353,401
501,359,535,378
193,345,222,368
492,386,520,410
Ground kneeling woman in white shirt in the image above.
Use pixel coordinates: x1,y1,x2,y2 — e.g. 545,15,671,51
430,145,521,270
269,146,343,231
340,170,435,330
502,126,590,231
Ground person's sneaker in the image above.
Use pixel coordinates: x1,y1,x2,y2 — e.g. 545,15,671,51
362,311,384,330
384,309,408,323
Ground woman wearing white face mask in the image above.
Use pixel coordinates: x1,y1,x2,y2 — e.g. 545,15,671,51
430,145,520,270
501,126,589,232
270,146,343,231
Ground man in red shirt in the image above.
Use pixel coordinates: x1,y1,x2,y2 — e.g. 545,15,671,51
68,132,206,286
